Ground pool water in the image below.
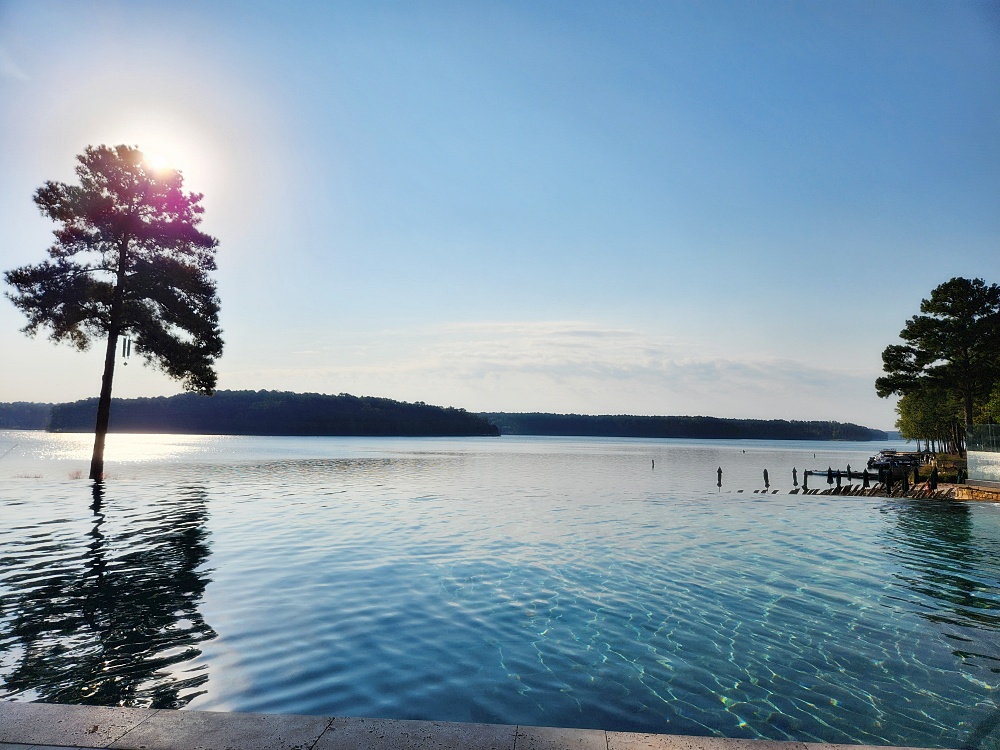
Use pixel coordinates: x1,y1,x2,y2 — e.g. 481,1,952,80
1,433,999,747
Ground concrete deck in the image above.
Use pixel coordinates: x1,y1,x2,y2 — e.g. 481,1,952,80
0,702,933,750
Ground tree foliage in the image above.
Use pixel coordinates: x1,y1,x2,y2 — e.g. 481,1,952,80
984,384,1000,425
4,145,223,393
895,387,963,454
876,277,1000,428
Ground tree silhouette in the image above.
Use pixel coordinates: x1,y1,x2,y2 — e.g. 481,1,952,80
4,145,223,479
876,277,1000,433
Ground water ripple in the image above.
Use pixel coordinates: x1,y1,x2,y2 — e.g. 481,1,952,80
2,438,1000,748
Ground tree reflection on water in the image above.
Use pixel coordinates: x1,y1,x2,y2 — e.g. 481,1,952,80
888,499,1000,634
886,498,1000,749
0,482,216,708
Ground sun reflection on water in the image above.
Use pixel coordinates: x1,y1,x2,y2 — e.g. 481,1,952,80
39,433,221,463
0,431,239,478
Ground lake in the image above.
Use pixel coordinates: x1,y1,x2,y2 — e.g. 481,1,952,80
1,431,998,748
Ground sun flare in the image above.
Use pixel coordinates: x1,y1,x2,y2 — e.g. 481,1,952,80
98,107,220,193
143,151,175,174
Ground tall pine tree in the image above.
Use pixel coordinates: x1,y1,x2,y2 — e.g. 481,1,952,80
876,277,1000,439
5,145,223,479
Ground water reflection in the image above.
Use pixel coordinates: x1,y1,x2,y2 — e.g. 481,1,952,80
886,500,1000,749
2,437,999,747
0,482,216,707
889,500,1000,633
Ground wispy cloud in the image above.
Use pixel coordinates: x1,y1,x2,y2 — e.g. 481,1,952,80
220,321,895,427
0,45,28,81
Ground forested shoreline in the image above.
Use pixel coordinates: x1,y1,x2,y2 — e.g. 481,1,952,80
1,391,499,437
483,413,887,441
0,402,52,430
0,393,886,440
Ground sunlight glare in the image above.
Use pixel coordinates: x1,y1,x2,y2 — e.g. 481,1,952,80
101,107,219,197
144,151,175,174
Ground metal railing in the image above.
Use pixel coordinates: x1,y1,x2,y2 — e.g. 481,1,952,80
968,423,1000,452
968,424,1000,485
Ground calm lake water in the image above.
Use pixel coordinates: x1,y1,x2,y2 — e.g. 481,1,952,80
2,431,999,748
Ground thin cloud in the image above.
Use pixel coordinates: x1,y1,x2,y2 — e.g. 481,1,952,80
0,45,28,81
218,321,894,426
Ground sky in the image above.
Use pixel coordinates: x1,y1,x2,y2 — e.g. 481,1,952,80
1,0,998,430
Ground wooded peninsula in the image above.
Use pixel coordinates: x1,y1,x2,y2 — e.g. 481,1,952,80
0,391,886,440
0,391,499,437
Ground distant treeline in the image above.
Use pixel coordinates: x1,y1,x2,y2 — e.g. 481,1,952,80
0,391,500,437
0,396,886,440
482,413,888,441
0,402,52,430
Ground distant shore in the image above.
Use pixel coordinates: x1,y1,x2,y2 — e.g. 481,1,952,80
483,412,887,441
2,392,887,441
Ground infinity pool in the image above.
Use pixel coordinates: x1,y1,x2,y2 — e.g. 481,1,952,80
1,433,998,748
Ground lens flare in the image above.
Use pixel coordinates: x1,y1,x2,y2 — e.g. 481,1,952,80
144,152,174,173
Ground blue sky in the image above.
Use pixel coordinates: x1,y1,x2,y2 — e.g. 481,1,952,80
1,0,998,429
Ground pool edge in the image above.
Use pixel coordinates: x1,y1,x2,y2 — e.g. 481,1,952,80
0,701,947,750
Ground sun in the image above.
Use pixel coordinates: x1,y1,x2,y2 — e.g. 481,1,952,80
99,108,207,182
144,151,174,174
88,102,242,211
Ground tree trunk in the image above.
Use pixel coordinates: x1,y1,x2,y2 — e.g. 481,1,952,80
89,329,118,480
89,235,128,481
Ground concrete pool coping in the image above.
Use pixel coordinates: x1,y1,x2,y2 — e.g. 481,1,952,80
0,702,939,750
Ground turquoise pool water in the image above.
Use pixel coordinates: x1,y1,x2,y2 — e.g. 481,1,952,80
1,433,998,747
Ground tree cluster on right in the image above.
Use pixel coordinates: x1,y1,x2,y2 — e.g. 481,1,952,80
876,277,1000,455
